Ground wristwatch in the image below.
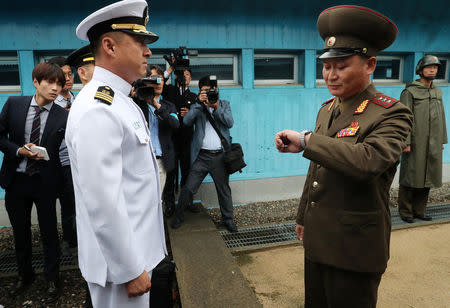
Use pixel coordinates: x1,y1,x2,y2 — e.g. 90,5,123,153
300,130,312,148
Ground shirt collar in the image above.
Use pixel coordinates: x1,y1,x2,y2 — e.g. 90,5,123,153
92,66,132,96
31,95,53,111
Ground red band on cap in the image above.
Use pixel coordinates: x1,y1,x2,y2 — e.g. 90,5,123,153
319,5,398,34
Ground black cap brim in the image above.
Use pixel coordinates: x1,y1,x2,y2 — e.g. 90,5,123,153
319,49,357,59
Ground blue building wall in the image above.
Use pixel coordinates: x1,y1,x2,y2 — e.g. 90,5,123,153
0,0,449,199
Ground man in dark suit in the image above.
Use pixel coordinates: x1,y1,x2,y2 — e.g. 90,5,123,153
275,6,413,308
0,62,68,303
162,68,198,217
133,65,179,187
171,75,237,232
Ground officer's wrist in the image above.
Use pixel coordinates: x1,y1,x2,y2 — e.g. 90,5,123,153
299,130,312,148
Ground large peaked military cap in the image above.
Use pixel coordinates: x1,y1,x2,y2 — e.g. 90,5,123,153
318,5,398,59
76,0,158,44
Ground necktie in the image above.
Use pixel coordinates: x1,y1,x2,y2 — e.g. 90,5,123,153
25,106,42,175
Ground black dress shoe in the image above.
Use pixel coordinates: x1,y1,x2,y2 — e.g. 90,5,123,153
46,280,60,304
9,274,35,297
224,220,238,233
414,214,432,221
171,216,184,229
400,216,414,223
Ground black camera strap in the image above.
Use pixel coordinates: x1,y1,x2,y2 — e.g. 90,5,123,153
202,105,230,152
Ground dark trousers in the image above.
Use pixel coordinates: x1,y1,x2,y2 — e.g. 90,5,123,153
58,166,77,246
175,151,233,221
304,257,382,308
398,185,430,218
163,138,191,205
5,173,60,281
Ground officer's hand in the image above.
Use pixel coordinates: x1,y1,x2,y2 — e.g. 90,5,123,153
125,271,151,298
275,130,303,153
19,143,44,160
403,145,411,153
295,224,304,241
180,107,189,117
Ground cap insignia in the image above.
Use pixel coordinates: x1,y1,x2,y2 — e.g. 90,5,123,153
94,86,114,105
327,36,336,47
354,99,369,114
143,7,149,26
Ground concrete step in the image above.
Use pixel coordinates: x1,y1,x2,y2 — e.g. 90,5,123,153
167,209,262,308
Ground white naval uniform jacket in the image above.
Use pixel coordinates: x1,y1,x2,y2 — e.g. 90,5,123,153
66,67,167,287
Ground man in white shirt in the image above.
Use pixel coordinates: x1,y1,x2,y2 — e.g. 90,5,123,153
65,0,167,307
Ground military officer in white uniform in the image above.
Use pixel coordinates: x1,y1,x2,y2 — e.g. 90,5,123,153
65,1,166,307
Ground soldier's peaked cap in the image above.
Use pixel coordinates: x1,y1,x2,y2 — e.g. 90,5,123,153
66,45,95,69
76,0,158,44
318,5,398,59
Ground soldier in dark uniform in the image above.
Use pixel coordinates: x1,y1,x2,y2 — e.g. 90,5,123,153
66,45,95,86
275,5,413,307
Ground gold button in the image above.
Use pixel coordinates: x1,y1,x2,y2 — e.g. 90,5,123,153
311,201,316,207
312,181,318,188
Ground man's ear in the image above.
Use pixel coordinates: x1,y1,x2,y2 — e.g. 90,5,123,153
366,56,377,75
32,78,39,89
101,36,116,57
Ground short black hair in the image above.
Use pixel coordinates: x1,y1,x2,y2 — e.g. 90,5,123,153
47,56,67,68
147,65,164,77
198,75,217,89
32,62,66,87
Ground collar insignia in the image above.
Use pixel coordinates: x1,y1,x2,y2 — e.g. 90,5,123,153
354,99,369,114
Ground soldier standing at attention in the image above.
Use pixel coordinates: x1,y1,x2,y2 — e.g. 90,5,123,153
275,6,413,307
66,0,166,307
398,55,447,223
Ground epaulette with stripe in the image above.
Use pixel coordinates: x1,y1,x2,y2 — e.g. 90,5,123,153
321,97,335,107
94,86,114,105
369,93,398,109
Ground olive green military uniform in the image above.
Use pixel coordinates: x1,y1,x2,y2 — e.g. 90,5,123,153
398,80,447,218
295,5,413,307
297,84,412,306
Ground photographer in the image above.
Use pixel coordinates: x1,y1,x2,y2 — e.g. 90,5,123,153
162,50,198,217
170,75,237,233
132,65,179,188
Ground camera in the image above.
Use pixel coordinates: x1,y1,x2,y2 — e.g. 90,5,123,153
163,46,198,73
206,89,219,104
132,76,162,102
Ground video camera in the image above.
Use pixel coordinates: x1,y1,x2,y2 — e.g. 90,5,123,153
163,46,198,73
132,76,162,102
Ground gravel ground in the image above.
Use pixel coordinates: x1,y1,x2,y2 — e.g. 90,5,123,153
1,183,449,307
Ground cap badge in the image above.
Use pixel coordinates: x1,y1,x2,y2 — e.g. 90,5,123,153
327,36,336,47
143,7,149,26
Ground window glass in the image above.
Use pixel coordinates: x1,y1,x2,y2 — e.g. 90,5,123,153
373,57,401,81
0,55,20,91
254,54,297,84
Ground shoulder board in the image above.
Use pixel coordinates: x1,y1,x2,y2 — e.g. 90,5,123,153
369,93,399,109
94,86,114,105
321,97,335,107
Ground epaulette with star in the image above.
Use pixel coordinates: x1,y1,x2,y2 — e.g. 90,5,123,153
94,86,114,105
369,93,398,109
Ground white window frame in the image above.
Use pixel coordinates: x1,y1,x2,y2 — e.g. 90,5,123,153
254,53,298,85
430,56,450,83
188,53,238,87
0,56,21,92
373,55,403,83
